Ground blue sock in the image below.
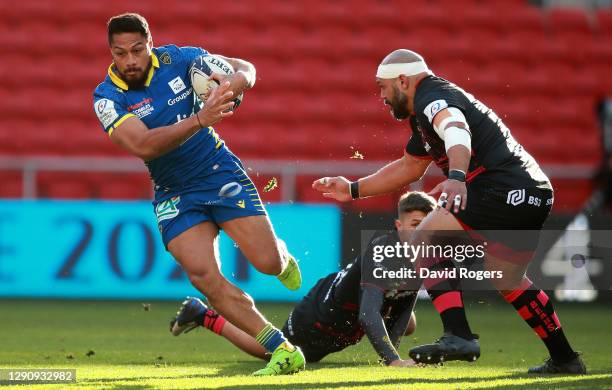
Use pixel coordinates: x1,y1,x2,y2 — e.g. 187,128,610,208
255,323,288,353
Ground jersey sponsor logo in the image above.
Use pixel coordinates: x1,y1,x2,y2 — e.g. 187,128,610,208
167,87,193,106
94,98,119,129
424,99,448,123
159,52,171,65
127,97,153,111
168,76,187,94
127,97,155,119
155,196,181,222
506,189,526,206
218,182,243,198
528,195,542,207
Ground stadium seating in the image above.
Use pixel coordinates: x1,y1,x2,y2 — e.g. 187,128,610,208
0,0,609,211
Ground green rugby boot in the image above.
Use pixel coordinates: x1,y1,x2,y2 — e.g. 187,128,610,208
252,342,305,376
276,240,301,291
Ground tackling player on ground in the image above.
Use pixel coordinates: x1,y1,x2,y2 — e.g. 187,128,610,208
170,191,436,367
312,49,585,374
92,13,304,375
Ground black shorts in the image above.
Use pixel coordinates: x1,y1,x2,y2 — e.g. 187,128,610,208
453,184,554,263
282,299,363,363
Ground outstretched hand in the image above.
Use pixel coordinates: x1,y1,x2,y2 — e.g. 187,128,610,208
312,176,353,202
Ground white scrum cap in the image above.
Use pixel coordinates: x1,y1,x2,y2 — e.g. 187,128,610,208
376,50,430,79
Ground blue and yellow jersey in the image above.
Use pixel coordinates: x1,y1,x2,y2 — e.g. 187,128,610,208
93,45,228,191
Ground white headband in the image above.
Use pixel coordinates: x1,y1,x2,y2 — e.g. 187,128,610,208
376,62,430,79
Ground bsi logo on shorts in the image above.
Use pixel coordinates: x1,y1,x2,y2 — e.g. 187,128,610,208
506,189,526,206
156,196,181,222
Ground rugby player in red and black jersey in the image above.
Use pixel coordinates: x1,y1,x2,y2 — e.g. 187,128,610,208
169,191,435,367
312,49,585,374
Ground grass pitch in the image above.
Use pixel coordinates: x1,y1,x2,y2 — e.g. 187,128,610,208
0,298,611,389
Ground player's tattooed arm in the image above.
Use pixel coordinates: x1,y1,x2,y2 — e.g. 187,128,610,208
109,83,234,161
359,286,403,365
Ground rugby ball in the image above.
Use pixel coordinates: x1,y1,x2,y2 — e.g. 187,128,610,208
189,54,243,111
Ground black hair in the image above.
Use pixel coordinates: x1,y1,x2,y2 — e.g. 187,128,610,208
397,191,436,216
107,13,150,45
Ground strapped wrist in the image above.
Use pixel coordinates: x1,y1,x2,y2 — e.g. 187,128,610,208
350,180,360,199
448,169,466,182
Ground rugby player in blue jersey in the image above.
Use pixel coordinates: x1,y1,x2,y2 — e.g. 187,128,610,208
92,13,304,375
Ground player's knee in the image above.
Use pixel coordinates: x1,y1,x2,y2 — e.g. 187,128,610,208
188,269,224,297
260,259,283,276
251,249,283,275
240,291,256,309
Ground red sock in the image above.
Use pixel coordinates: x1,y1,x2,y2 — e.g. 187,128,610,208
504,278,576,363
422,258,474,340
203,309,227,335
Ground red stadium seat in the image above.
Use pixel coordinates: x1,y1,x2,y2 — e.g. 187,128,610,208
500,99,533,129
591,63,612,96
542,37,574,64
0,172,22,198
486,0,531,7
547,7,593,35
0,0,603,211
504,30,549,66
38,174,95,199
304,1,355,30
407,6,447,28
457,27,500,60
155,1,207,26
494,5,545,35
587,38,612,70
352,2,404,30
257,0,304,28
596,8,612,39
463,6,500,34
551,179,594,212
97,175,152,200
